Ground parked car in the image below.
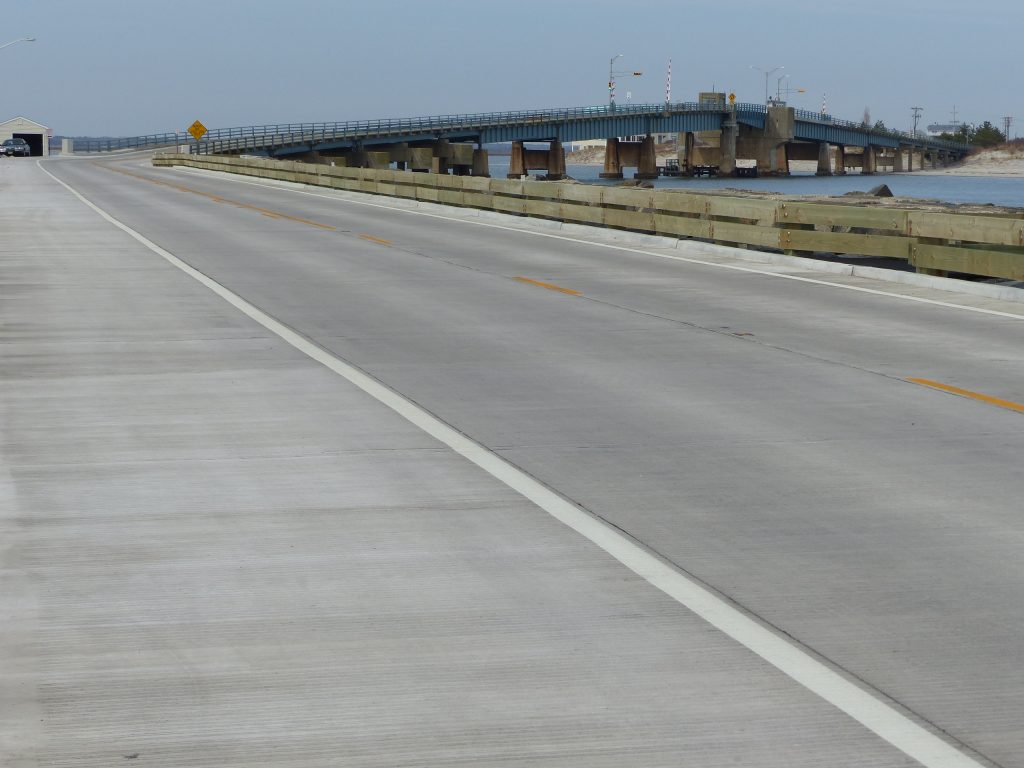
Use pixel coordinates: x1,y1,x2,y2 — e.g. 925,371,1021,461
1,138,31,157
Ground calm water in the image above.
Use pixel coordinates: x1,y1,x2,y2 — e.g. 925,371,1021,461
488,157,1024,208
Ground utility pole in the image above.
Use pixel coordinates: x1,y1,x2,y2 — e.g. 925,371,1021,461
1002,116,1014,141
911,106,923,137
608,54,642,111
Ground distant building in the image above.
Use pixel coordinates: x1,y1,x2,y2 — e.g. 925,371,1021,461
0,116,50,156
926,123,960,136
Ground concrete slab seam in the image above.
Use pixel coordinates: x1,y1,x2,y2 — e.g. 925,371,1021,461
38,159,991,768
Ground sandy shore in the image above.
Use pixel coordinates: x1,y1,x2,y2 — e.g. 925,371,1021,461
913,149,1024,177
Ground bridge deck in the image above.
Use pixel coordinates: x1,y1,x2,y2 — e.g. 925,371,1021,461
5,156,1018,767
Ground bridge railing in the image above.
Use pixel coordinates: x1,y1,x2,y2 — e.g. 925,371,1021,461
68,132,188,153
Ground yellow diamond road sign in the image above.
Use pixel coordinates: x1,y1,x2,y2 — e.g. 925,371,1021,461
188,120,208,141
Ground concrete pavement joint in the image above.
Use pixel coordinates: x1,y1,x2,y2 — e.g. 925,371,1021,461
39,159,995,768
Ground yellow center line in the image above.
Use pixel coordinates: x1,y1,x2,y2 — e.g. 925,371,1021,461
99,164,337,231
358,234,392,246
906,377,1024,415
514,276,581,296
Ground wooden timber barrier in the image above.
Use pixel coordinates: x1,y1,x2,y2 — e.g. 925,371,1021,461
152,154,1024,281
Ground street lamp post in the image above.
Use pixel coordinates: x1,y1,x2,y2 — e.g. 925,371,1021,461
750,64,783,106
0,36,36,51
608,54,642,111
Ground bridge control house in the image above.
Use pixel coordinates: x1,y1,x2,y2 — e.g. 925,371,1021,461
0,116,50,157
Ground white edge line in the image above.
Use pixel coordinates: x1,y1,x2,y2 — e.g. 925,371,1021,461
38,159,988,768
164,162,1024,322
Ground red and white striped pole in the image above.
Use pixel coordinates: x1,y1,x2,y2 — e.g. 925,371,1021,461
665,58,672,104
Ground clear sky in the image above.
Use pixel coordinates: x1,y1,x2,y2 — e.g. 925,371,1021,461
3,0,1019,137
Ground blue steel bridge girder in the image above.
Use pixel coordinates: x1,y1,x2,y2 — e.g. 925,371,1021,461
273,144,314,157
793,121,901,149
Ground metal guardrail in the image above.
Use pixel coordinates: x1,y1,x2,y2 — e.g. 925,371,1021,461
66,132,186,153
69,102,969,154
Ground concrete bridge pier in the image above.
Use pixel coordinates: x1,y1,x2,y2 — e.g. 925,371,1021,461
431,139,451,175
772,145,790,176
507,139,566,180
389,143,410,171
897,145,921,173
861,145,877,175
636,135,658,179
347,144,369,168
720,112,738,176
834,145,847,175
735,105,792,176
508,141,527,178
678,131,695,172
816,142,832,176
547,139,567,180
600,138,623,179
317,144,388,170
386,141,477,175
408,147,434,172
472,144,490,177
600,136,656,179
446,142,476,176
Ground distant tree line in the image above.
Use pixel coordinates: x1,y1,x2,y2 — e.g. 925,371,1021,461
938,121,1006,147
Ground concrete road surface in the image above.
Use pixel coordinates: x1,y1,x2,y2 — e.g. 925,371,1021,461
2,154,1023,767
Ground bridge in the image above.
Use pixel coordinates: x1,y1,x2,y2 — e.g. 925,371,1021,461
65,98,969,179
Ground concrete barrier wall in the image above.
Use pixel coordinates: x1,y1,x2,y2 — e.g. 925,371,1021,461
152,154,1024,281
